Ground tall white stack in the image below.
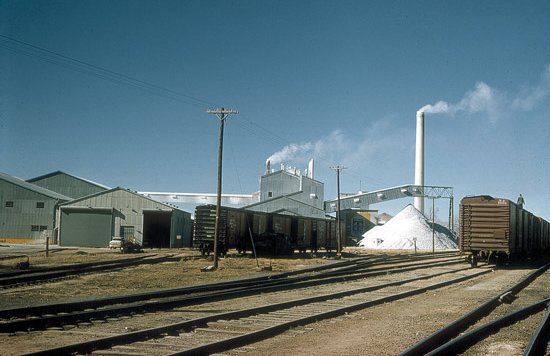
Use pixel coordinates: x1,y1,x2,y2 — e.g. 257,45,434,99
414,111,425,215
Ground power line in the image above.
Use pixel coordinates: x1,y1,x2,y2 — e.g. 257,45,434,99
0,34,216,109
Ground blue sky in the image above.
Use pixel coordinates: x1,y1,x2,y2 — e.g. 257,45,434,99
1,1,549,220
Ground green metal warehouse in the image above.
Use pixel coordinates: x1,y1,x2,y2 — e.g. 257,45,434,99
27,171,109,199
0,172,71,244
58,187,192,248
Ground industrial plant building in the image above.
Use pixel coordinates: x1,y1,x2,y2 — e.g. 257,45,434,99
243,161,326,219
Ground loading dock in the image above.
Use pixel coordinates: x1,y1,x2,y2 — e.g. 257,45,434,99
143,210,172,248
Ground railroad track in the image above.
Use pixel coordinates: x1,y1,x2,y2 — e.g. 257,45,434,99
401,261,550,355
0,253,463,334
22,262,488,355
0,254,180,289
0,252,479,355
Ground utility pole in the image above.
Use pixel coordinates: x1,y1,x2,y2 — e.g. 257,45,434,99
449,196,454,235
207,107,238,270
432,197,436,253
330,165,346,258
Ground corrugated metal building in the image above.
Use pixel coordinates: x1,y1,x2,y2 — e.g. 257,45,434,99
58,187,192,248
0,172,71,244
244,169,326,219
344,210,378,244
27,171,109,199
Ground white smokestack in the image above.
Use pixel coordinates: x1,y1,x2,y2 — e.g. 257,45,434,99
414,111,425,214
308,159,314,179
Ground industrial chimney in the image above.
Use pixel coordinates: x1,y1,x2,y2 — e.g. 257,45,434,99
265,159,271,175
308,159,315,179
414,111,425,214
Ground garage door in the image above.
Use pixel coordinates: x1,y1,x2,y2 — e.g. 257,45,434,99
60,208,113,247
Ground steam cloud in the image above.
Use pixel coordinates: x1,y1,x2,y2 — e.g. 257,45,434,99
267,142,313,165
266,121,407,177
419,82,501,122
419,64,550,123
512,64,550,110
267,130,347,165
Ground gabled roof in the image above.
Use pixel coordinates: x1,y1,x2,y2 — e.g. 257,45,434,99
27,171,110,190
59,187,186,212
244,191,304,209
244,194,328,219
0,172,72,201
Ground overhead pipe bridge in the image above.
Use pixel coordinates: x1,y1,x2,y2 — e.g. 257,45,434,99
324,185,453,213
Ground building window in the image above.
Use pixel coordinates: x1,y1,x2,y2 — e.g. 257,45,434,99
5,201,14,208
31,225,47,232
36,202,45,208
268,192,273,198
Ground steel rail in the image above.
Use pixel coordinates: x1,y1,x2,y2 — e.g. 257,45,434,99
427,297,550,355
24,268,490,356
0,256,465,332
320,257,464,278
0,255,148,278
0,255,171,287
524,307,550,356
400,261,550,356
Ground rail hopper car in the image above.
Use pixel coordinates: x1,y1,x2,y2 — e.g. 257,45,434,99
459,196,550,266
193,205,342,256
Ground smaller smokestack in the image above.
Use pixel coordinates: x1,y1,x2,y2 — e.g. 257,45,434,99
265,159,271,175
308,159,314,179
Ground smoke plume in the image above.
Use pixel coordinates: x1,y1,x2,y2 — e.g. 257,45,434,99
512,64,550,110
265,120,409,187
419,64,550,123
419,82,501,122
267,142,313,165
267,130,346,165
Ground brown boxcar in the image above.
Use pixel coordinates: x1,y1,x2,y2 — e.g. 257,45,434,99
460,195,550,265
193,205,339,256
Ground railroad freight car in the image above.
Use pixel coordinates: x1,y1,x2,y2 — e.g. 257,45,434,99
459,196,550,266
193,205,341,256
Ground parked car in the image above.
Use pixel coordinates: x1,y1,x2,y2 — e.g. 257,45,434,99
109,236,142,253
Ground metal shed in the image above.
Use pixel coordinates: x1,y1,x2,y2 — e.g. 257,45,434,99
0,172,71,244
58,187,192,248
